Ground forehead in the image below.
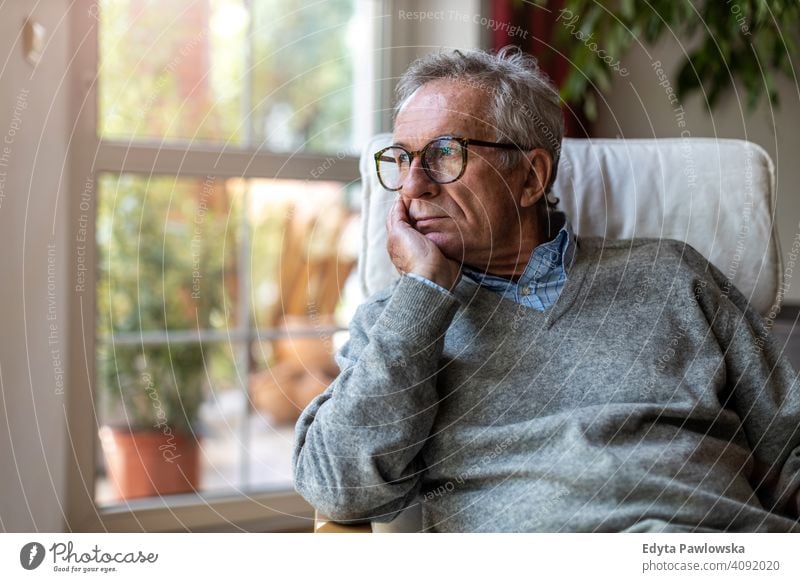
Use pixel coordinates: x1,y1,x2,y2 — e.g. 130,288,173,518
393,79,494,147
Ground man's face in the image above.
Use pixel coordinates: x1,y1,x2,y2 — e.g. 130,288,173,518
392,79,531,267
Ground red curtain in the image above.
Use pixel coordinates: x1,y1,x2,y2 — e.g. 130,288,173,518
491,0,592,138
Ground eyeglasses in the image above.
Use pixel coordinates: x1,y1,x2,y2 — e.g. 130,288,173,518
373,136,522,192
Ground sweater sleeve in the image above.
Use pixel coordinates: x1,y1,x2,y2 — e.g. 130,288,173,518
292,274,461,523
697,259,800,520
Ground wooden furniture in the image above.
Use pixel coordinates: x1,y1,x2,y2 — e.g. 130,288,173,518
313,510,372,533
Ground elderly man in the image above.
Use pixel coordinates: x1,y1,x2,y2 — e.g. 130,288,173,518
292,48,800,532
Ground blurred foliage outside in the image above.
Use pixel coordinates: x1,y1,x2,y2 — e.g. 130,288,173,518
95,0,360,433
96,174,356,431
97,174,240,432
99,0,357,153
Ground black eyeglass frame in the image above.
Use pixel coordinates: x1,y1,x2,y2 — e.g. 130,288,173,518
373,136,523,192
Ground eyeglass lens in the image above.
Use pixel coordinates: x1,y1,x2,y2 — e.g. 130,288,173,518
378,138,465,190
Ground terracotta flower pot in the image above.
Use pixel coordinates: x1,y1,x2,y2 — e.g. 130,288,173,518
99,426,201,501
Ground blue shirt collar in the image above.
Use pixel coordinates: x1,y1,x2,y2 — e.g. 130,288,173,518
461,210,576,292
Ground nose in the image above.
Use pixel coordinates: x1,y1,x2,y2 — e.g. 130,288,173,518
400,156,439,200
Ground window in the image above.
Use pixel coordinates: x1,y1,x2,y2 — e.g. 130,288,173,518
69,0,378,530
98,0,364,153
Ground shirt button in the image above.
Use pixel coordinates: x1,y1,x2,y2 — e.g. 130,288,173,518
521,286,531,296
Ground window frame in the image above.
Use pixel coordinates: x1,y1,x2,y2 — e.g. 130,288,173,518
66,0,382,532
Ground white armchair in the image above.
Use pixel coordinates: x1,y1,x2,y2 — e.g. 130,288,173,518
315,135,782,533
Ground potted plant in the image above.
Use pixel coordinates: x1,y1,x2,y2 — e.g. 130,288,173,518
96,174,239,501
98,343,206,501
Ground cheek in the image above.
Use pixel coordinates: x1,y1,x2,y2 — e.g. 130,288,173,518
446,190,488,225
465,199,511,234
444,173,517,232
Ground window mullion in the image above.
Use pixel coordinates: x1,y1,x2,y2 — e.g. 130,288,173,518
94,141,360,182
238,0,255,488
236,186,252,486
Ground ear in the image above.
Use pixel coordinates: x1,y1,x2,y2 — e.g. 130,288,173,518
519,148,553,208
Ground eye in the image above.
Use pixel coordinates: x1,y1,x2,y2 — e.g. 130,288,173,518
430,141,459,159
437,145,455,156
393,150,410,165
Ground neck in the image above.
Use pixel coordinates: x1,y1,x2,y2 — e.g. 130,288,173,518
467,208,550,280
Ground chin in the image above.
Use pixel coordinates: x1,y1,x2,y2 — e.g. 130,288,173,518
424,232,465,263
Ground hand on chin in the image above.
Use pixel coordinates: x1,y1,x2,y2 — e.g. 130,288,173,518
387,200,462,290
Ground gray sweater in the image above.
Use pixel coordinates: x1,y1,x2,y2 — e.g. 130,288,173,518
292,237,800,532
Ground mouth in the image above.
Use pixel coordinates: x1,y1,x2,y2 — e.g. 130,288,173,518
413,216,446,229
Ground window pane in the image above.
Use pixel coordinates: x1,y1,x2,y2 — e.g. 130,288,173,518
95,341,252,504
248,179,360,434
250,0,358,153
97,173,240,334
97,342,209,435
248,178,360,332
99,0,246,144
98,0,364,153
95,176,362,503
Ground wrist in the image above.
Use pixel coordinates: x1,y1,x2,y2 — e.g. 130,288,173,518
410,266,460,292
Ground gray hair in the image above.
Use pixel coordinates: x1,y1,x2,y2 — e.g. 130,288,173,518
394,46,564,194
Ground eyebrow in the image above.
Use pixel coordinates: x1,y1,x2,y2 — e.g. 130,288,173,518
391,134,459,148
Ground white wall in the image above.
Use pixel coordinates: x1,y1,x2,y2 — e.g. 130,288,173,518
593,34,800,303
0,0,71,531
380,0,483,130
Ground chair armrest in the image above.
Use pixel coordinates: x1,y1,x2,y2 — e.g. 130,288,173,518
314,510,372,533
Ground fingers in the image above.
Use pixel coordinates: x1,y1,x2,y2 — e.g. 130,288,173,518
387,197,410,233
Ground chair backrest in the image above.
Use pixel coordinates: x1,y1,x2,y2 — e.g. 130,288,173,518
358,134,782,316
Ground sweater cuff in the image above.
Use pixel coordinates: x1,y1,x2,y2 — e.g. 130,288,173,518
406,272,456,297
375,274,461,342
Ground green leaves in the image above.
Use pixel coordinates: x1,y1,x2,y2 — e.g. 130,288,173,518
546,0,799,120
